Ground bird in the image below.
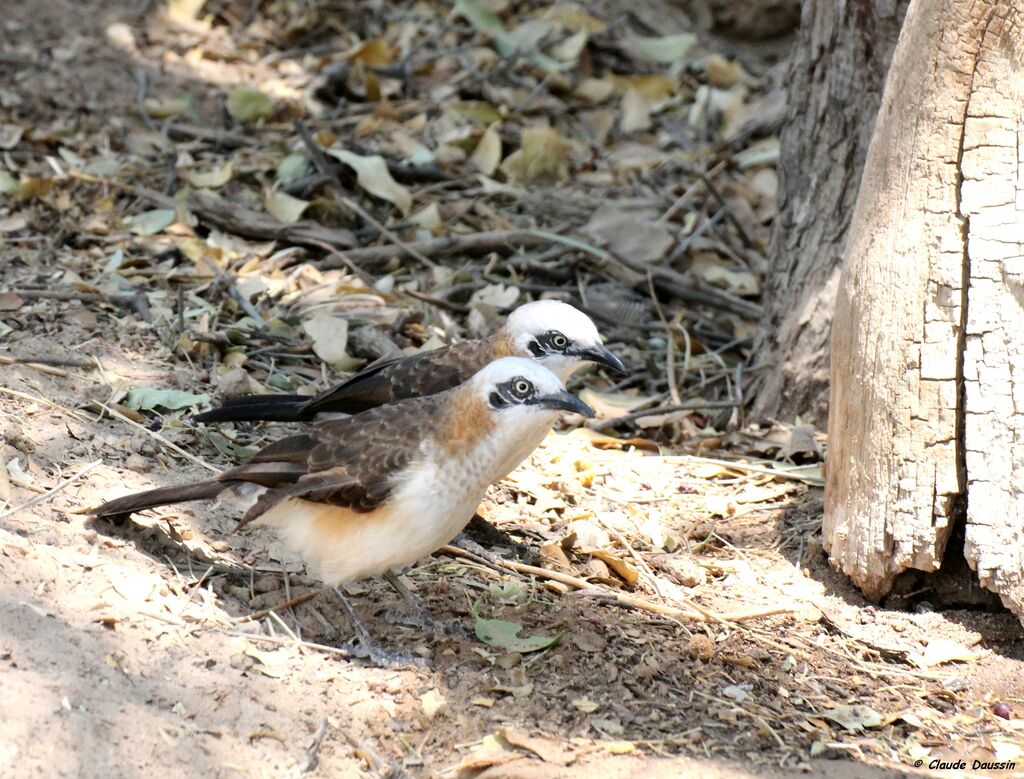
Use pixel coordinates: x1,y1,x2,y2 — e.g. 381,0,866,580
192,299,623,425
91,358,594,661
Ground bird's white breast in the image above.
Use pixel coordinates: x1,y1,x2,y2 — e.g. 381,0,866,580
258,411,556,585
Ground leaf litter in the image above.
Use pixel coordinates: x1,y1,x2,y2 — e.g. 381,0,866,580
0,0,1022,777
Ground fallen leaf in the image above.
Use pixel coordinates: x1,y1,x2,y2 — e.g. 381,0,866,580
470,282,519,309
327,149,412,214
275,153,310,185
823,704,884,731
691,255,760,296
302,312,361,370
502,126,570,185
470,124,503,175
581,205,672,263
0,292,23,311
542,5,606,34
909,638,978,668
125,209,176,236
625,32,697,64
6,458,34,488
722,684,752,703
124,388,210,412
620,87,652,133
455,0,512,55
499,727,574,765
0,124,24,150
227,85,275,123
586,549,639,585
142,97,190,119
346,38,395,67
184,161,234,189
265,190,310,224
578,387,658,419
550,30,588,63
410,202,443,233
473,606,563,653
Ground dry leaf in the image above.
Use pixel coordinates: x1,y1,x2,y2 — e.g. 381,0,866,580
302,312,360,370
327,149,412,215
624,32,697,64
823,704,884,731
620,87,652,133
499,728,575,766
470,124,503,175
0,124,24,150
502,126,570,185
582,205,672,263
265,191,310,224
909,638,978,668
184,161,234,189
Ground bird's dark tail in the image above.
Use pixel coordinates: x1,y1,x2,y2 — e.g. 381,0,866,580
91,480,225,517
192,394,313,424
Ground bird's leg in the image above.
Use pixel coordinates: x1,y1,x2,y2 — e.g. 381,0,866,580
383,570,435,629
382,571,470,639
332,588,426,668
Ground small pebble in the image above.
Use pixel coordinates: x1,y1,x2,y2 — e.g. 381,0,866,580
994,702,1012,719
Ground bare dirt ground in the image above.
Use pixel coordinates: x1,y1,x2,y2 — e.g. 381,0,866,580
2,1,1024,778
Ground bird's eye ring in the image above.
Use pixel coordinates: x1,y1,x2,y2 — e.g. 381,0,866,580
512,379,533,397
550,333,569,349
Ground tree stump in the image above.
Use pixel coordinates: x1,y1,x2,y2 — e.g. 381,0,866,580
825,0,1024,620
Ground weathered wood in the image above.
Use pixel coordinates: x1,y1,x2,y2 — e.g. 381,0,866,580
753,0,908,427
958,6,1024,618
825,0,1024,618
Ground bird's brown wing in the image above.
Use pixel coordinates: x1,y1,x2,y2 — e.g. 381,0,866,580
234,393,446,524
94,392,448,519
301,339,496,414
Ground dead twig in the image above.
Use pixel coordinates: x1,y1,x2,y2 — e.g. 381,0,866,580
587,399,740,431
441,544,787,623
232,591,320,624
319,229,551,268
0,354,96,369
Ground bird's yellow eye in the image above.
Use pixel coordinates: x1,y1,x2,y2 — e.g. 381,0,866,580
512,379,533,397
551,333,569,349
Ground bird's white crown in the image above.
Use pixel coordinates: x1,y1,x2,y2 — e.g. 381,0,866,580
503,300,602,350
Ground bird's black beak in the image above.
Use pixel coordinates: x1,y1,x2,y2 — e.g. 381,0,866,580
534,390,595,418
578,344,627,376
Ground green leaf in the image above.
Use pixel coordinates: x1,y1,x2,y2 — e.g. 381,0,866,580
204,431,258,462
125,208,176,235
124,388,210,412
275,153,310,185
472,605,563,653
0,171,17,196
227,85,275,123
454,0,505,42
